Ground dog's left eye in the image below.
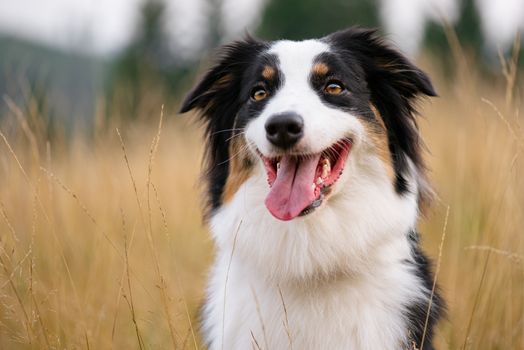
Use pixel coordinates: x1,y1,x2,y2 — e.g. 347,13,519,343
251,87,268,102
324,82,345,95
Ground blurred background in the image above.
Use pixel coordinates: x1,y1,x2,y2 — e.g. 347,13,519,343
0,0,523,349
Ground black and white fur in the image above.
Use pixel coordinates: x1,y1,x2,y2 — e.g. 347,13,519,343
180,27,443,350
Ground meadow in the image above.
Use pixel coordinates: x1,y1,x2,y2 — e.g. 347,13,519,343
0,51,523,349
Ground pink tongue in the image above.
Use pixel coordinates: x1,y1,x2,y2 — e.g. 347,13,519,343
265,154,321,221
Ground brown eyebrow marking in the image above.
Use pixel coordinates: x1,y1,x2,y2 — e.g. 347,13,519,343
262,65,276,80
312,62,329,76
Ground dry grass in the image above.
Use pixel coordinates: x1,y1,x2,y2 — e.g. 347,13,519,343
0,57,523,349
0,109,212,349
419,58,524,349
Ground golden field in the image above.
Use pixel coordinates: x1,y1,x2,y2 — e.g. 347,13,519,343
0,56,523,349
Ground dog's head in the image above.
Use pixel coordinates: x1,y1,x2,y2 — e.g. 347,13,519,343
180,27,435,224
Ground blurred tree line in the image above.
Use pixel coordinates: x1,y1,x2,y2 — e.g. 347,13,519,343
107,0,191,119
109,0,522,119
110,0,377,111
2,0,519,126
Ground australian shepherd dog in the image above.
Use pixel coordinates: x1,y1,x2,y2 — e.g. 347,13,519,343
180,27,443,350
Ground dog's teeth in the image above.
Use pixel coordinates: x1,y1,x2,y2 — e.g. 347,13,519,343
277,162,280,170
316,177,323,185
311,183,316,190
321,158,331,178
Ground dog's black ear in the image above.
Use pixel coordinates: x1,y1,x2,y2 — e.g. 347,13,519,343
326,27,436,99
179,36,266,216
179,36,267,114
327,27,436,205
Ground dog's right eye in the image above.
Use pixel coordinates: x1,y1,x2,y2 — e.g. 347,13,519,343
251,87,268,102
324,81,345,95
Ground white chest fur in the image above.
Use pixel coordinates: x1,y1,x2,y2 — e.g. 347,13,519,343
203,247,426,350
200,164,428,350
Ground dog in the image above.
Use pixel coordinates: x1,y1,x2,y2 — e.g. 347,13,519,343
180,27,443,350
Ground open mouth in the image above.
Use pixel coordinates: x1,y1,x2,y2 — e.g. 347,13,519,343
259,139,352,221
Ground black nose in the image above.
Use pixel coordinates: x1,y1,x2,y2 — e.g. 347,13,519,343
265,112,304,149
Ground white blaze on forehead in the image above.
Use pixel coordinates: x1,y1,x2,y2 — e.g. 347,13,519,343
269,39,330,86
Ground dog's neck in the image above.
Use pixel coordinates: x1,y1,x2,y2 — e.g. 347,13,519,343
207,192,427,349
204,162,436,349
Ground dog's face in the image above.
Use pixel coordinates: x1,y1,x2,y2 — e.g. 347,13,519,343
180,28,435,225
243,40,367,221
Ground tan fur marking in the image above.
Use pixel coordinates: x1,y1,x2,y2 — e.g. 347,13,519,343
262,66,275,80
213,74,233,89
369,104,387,131
365,104,394,180
222,136,254,203
201,74,234,115
312,63,329,76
